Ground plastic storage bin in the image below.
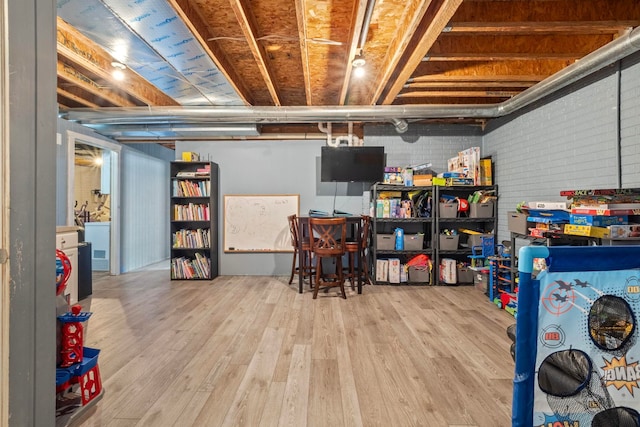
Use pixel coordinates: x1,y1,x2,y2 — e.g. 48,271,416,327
403,233,424,250
408,266,430,283
376,234,395,250
467,233,494,248
439,234,459,250
507,211,529,235
469,201,494,218
439,202,458,218
457,266,474,283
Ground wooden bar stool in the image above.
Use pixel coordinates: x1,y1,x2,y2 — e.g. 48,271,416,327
308,217,347,299
344,215,372,288
287,214,314,287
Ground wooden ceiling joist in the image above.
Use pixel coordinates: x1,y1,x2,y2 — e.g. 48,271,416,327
168,0,254,105
367,0,436,105
404,81,535,89
410,74,547,83
397,90,520,98
57,61,136,107
57,87,101,108
57,18,177,107
445,21,640,35
378,0,464,105
228,0,281,106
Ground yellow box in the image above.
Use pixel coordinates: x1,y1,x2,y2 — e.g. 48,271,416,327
480,158,492,186
564,224,610,238
433,177,446,186
181,151,200,162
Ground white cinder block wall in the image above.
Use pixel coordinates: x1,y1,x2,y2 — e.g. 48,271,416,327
364,124,482,172
620,52,640,186
484,50,640,243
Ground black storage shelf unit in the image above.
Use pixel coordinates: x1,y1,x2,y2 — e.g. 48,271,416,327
370,183,498,286
370,183,435,285
433,185,498,285
170,161,219,280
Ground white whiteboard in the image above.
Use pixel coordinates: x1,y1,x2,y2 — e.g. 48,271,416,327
223,194,299,252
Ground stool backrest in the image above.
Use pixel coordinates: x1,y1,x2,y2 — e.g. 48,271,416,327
287,214,298,248
309,217,347,256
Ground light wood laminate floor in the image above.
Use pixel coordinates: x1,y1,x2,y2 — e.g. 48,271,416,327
72,265,515,427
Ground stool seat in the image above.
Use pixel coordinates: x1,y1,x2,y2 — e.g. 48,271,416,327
288,214,315,287
344,215,371,288
309,217,347,299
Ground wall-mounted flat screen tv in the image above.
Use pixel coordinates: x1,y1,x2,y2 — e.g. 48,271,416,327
320,146,385,182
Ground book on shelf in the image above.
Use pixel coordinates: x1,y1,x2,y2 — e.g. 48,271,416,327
571,207,640,216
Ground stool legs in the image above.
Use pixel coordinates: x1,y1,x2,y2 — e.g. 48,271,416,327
313,257,346,299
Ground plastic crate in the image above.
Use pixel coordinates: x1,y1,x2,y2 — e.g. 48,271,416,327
376,234,395,250
439,203,458,218
439,234,459,250
408,266,430,283
457,266,474,283
403,233,424,250
469,201,494,218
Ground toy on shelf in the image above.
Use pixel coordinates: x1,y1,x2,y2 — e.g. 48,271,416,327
55,250,103,422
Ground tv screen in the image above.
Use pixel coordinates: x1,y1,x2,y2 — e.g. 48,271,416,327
321,146,385,182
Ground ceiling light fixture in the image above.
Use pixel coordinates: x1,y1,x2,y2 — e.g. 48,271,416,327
111,61,127,81
352,56,366,78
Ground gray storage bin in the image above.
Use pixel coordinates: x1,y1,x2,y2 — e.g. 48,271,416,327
457,266,474,283
467,233,494,248
376,234,395,250
439,234,459,250
469,201,494,218
439,202,458,218
403,233,424,250
408,266,430,283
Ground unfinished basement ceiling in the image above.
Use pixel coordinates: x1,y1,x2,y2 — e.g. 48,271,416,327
56,0,640,142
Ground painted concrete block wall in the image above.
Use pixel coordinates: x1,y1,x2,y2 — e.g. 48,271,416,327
56,119,174,273
483,62,631,243
178,125,479,275
121,144,174,272
365,124,483,172
620,52,640,186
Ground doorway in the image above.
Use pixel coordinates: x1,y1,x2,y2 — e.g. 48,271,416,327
66,130,121,275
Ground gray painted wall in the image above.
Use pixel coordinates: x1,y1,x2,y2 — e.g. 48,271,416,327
8,0,57,425
484,51,640,244
56,119,174,273
178,125,481,275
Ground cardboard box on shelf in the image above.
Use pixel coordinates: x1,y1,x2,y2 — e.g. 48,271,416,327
564,224,610,238
388,258,401,284
413,174,433,186
569,214,628,227
608,224,640,238
376,259,389,282
181,151,200,162
480,158,492,186
440,258,457,284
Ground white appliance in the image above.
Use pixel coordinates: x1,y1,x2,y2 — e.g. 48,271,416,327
56,227,79,305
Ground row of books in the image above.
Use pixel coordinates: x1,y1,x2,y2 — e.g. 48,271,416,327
172,228,210,249
171,253,210,279
172,180,210,197
175,171,210,178
173,203,210,221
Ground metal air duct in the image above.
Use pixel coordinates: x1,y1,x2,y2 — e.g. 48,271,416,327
62,26,640,134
